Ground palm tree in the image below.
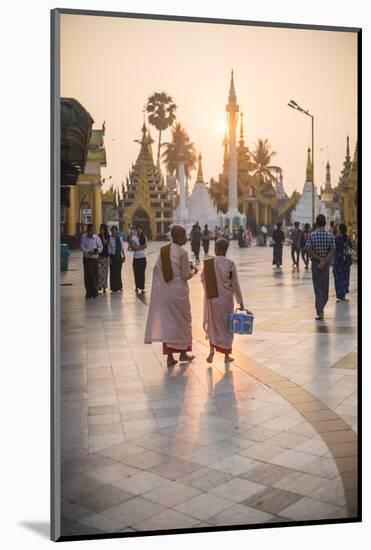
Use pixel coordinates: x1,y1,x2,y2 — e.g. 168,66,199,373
146,92,177,167
161,123,197,179
250,138,281,183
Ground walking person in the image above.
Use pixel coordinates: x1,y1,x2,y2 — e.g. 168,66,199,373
145,225,198,367
108,225,125,292
237,225,245,248
261,224,268,246
246,225,253,247
201,238,244,364
98,223,110,293
190,223,202,263
333,223,353,302
80,224,103,299
300,223,311,271
306,214,336,320
131,224,147,294
272,222,285,269
290,221,302,270
202,224,212,257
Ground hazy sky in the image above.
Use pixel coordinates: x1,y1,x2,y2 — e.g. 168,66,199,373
60,14,357,196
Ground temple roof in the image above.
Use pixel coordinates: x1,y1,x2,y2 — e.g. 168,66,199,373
196,152,204,183
60,97,94,185
347,141,358,190
337,135,353,189
321,160,334,202
134,123,155,166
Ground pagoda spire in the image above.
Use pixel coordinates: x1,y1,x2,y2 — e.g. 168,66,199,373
349,141,358,188
134,121,155,164
239,111,245,146
196,152,204,182
225,70,240,216
228,69,237,107
346,135,350,161
338,135,352,189
306,146,313,182
325,159,332,190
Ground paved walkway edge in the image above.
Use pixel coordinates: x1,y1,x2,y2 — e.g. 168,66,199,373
192,325,358,516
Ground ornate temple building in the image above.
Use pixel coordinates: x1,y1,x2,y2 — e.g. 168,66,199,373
209,72,277,229
290,147,326,225
336,136,353,198
122,123,177,239
320,160,340,223
174,153,220,230
62,123,106,237
101,184,119,226
341,141,358,228
330,136,357,229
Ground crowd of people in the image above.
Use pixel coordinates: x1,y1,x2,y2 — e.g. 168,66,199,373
79,213,354,335
189,223,232,263
80,223,147,299
271,216,354,320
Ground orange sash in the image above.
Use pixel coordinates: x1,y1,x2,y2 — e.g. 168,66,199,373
203,258,219,298
160,244,173,282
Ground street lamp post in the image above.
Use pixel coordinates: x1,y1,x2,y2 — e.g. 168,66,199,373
287,100,315,225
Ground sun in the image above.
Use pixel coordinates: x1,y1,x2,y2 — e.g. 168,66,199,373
215,118,228,136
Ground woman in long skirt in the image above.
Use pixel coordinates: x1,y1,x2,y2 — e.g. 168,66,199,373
108,225,125,292
333,223,352,302
131,225,147,294
272,222,285,268
98,223,109,292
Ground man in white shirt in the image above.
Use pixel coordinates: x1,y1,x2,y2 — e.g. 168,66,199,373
80,224,103,299
108,225,126,292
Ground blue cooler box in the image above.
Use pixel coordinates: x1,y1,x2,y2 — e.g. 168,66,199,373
228,309,254,335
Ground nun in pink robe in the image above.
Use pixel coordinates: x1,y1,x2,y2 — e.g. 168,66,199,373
201,238,244,363
144,225,198,367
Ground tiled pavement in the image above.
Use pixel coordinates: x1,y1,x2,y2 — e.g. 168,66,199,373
59,241,358,536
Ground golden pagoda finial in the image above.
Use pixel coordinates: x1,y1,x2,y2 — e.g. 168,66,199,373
196,152,204,182
230,69,235,94
134,121,154,162
306,146,313,181
346,135,350,161
227,69,238,108
325,159,331,189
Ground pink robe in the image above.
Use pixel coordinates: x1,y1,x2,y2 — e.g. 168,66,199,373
144,243,193,352
201,256,243,354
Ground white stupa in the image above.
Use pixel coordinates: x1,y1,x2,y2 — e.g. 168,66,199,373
291,147,326,226
188,153,221,229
